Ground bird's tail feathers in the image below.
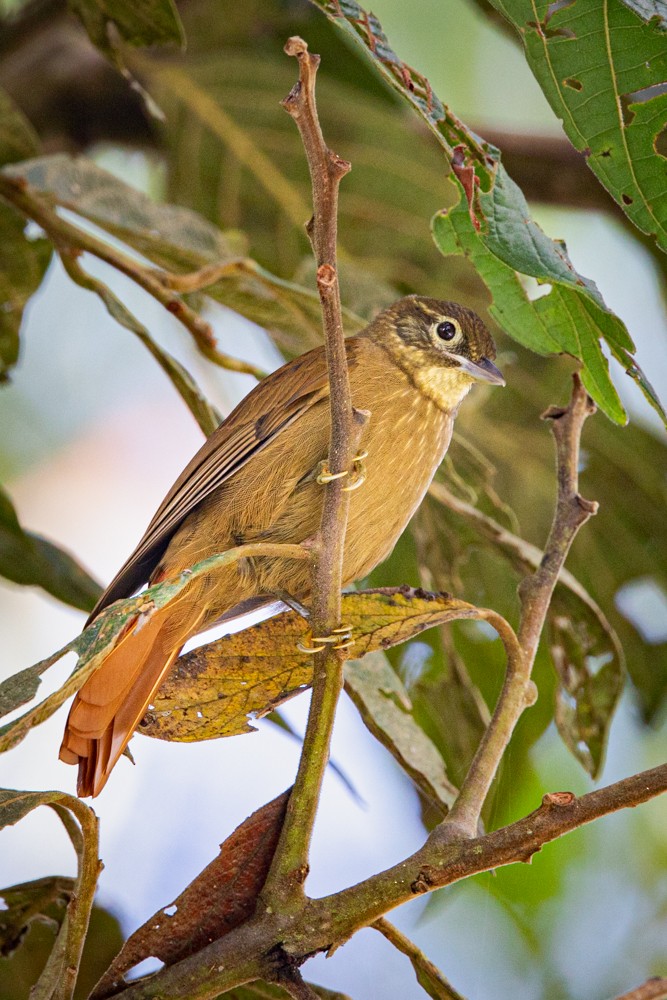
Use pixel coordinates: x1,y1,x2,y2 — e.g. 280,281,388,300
60,596,204,797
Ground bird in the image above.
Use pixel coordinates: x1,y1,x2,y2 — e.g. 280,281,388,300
59,295,504,796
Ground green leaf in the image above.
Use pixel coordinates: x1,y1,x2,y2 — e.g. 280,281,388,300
549,606,625,777
0,89,41,167
487,0,667,251
0,485,102,611
311,0,666,426
0,877,74,959
68,0,184,49
432,194,629,423
0,204,52,380
345,651,458,813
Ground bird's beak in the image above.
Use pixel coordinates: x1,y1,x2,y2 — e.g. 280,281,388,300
453,354,505,386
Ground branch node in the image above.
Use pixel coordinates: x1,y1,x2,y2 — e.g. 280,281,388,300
542,791,575,808
316,263,336,290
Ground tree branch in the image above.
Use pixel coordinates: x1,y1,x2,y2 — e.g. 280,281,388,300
611,979,667,1000
0,174,267,380
259,36,367,910
436,373,597,838
113,762,667,999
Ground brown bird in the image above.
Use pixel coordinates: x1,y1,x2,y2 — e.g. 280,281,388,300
60,296,504,796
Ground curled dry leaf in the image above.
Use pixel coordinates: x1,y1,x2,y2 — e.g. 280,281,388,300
91,791,290,998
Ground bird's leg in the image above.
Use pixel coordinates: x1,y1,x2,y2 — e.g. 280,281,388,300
273,590,311,619
342,449,368,492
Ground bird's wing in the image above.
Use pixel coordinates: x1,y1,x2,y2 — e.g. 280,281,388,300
87,339,363,622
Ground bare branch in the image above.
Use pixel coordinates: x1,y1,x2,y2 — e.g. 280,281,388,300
434,374,598,838
260,36,366,909
115,762,667,999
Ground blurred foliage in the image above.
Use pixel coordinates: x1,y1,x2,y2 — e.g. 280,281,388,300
0,0,666,996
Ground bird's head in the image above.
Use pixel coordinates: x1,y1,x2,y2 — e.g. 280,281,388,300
367,296,504,411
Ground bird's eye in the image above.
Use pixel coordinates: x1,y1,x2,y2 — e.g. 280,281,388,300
436,320,458,341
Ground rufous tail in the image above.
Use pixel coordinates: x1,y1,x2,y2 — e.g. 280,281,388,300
60,598,204,797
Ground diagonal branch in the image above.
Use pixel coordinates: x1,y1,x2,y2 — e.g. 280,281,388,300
437,373,598,839
0,173,267,381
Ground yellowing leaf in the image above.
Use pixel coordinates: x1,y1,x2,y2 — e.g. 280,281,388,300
141,588,486,743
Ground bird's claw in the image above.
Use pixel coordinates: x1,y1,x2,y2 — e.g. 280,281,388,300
316,451,368,491
297,623,354,654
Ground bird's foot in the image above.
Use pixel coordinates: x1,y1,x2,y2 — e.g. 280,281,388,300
297,623,354,654
316,451,368,491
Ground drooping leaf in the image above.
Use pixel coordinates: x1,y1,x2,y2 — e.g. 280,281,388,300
91,791,290,998
67,0,184,118
309,0,666,426
486,0,667,251
0,485,102,611
60,253,222,436
140,588,484,743
425,472,625,777
148,47,480,317
549,607,625,777
345,652,458,813
0,546,257,753
0,877,74,958
373,919,468,1000
0,204,52,380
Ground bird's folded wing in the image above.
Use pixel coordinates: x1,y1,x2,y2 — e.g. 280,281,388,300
86,339,362,622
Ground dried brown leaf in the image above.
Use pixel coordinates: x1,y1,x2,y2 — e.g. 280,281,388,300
92,791,290,998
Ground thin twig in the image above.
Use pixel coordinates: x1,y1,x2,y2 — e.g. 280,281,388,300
0,174,267,380
274,968,322,1000
438,374,597,839
372,918,468,1000
260,36,366,908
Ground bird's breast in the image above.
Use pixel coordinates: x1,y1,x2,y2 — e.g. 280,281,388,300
342,352,453,583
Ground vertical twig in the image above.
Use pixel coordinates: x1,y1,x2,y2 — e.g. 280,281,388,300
436,374,598,839
261,37,367,907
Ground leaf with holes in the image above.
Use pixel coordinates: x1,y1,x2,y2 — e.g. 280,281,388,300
310,0,665,426
140,588,483,743
486,0,667,251
549,602,625,777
